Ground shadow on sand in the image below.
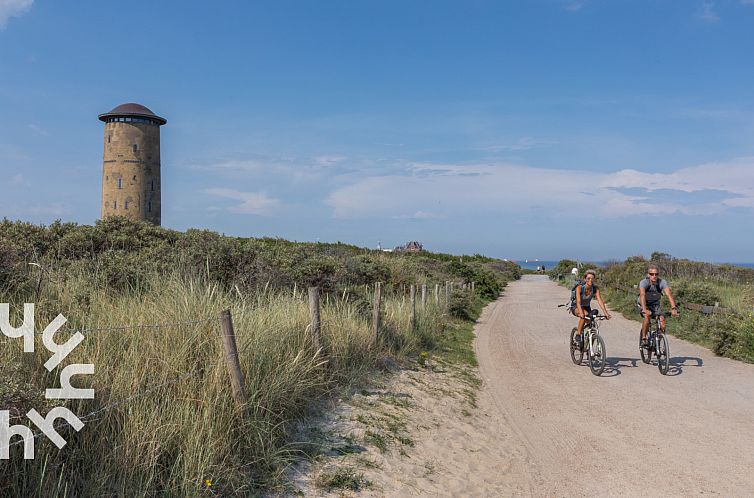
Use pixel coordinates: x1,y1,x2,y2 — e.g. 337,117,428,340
664,356,704,376
599,357,640,376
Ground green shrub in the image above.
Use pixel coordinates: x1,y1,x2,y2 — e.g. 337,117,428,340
473,267,504,300
712,315,754,362
673,280,720,306
548,259,577,280
291,255,344,290
448,291,473,320
347,255,391,284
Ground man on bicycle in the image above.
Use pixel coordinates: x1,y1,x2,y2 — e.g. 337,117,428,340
574,270,611,347
637,265,678,346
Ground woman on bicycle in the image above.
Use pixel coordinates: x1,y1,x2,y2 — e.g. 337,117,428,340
573,270,611,347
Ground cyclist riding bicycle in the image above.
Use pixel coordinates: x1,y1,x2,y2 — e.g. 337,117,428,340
574,270,611,347
637,265,678,346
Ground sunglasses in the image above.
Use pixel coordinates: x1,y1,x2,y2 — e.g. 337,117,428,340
648,272,659,276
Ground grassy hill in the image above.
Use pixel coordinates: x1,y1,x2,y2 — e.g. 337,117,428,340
0,217,519,496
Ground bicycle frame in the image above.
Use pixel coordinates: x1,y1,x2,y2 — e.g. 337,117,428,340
566,306,608,375
639,311,673,374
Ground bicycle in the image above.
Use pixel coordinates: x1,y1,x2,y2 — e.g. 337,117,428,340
639,311,675,375
559,305,608,376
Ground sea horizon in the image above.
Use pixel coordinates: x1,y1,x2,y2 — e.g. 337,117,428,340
512,259,754,271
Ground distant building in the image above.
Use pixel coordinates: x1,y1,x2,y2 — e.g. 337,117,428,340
99,103,166,225
394,241,423,253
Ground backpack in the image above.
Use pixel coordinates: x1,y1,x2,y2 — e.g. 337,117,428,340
636,278,664,306
569,280,597,314
568,280,585,313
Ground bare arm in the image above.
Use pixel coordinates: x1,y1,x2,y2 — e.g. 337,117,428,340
595,289,611,319
664,287,679,316
576,285,584,318
639,287,648,314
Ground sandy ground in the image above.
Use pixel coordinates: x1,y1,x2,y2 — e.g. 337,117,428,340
288,275,754,497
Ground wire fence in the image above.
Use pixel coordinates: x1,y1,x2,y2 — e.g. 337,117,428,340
51,317,219,336
2,282,458,460
607,283,738,316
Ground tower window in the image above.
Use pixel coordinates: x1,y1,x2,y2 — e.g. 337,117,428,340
133,144,138,153
125,200,129,210
147,201,152,212
117,178,122,189
151,179,155,191
108,135,111,143
114,201,117,209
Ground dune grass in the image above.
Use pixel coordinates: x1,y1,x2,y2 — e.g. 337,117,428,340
1,269,451,497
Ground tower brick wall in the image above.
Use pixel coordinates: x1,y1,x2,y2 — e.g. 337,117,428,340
99,103,166,225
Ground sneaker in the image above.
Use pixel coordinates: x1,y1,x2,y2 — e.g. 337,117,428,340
574,334,583,347
640,338,648,348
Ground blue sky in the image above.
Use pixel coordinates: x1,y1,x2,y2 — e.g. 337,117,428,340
2,0,754,262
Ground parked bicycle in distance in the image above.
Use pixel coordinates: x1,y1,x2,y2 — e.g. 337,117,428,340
559,304,608,376
640,311,677,375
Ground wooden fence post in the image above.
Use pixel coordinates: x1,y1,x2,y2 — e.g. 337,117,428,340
421,284,427,309
435,283,440,305
445,281,450,307
308,286,321,350
218,309,247,415
410,285,417,330
471,281,475,294
373,282,382,342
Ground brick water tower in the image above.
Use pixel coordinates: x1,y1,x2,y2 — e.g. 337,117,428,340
98,103,166,225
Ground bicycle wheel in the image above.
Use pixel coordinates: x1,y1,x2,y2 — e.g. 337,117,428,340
588,334,606,376
640,331,651,364
657,334,670,375
570,327,584,365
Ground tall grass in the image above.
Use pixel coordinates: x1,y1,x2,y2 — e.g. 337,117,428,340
1,269,448,496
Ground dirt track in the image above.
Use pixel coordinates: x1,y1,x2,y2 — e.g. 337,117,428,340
475,275,754,496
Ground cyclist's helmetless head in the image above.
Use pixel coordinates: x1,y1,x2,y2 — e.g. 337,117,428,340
585,270,596,284
647,266,659,281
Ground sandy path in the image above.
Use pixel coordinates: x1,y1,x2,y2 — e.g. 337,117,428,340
476,275,754,496
289,275,754,497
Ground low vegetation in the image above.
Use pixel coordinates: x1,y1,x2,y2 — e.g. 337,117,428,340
0,217,517,496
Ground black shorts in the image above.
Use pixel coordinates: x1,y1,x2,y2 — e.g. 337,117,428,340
579,306,598,319
637,302,661,317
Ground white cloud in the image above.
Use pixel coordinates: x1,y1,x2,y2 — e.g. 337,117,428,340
314,155,347,166
392,210,438,220
564,1,585,12
325,157,754,220
10,173,26,186
27,124,48,136
193,153,352,182
0,0,33,29
203,187,279,215
195,159,266,173
477,137,558,153
26,203,70,217
696,1,720,22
